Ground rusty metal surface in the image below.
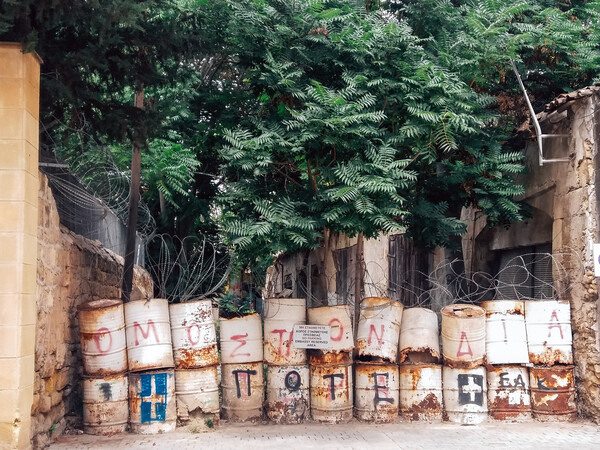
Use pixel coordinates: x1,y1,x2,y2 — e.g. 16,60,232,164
128,369,177,434
308,350,353,366
220,313,264,364
307,305,354,353
79,299,128,376
441,304,486,369
170,300,219,369
264,298,307,366
399,364,443,421
82,374,129,436
525,300,573,366
487,366,531,421
482,301,529,365
266,365,310,424
173,344,219,369
310,361,353,423
355,297,402,364
221,362,264,422
124,299,175,373
399,308,440,365
175,366,220,419
529,365,576,421
354,363,399,423
442,366,488,425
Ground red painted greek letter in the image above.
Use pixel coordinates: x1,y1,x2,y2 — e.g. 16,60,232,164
133,320,158,346
368,324,384,346
94,327,112,354
456,331,473,357
230,333,251,358
329,318,343,342
187,323,201,346
547,310,564,339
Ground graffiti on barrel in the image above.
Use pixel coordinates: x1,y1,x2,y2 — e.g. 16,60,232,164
458,374,484,406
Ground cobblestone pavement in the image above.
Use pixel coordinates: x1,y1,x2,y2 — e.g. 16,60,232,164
49,419,600,450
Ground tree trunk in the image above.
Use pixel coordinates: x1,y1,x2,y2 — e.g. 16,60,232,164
121,89,144,303
354,232,364,335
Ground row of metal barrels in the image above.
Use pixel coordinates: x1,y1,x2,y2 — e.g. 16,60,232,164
77,296,574,433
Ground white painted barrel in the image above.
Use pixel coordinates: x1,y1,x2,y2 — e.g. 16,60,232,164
175,366,220,422
221,362,264,422
78,299,127,376
399,308,441,364
354,363,399,423
310,354,353,423
441,304,486,368
529,365,576,421
525,300,573,365
169,299,218,369
399,364,443,421
220,313,263,364
307,305,354,353
356,297,403,363
264,298,307,366
487,365,531,421
124,298,174,372
482,301,529,365
266,365,310,424
443,366,488,424
128,369,176,434
82,374,129,435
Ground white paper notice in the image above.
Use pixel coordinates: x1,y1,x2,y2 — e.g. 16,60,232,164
292,324,331,349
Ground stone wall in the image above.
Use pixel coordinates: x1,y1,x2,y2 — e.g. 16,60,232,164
31,173,153,449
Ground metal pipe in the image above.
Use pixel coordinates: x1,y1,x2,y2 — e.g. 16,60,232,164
510,60,569,166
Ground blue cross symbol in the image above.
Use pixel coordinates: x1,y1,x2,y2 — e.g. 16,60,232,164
138,373,168,423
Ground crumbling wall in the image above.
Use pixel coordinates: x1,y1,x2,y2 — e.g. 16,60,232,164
31,173,153,448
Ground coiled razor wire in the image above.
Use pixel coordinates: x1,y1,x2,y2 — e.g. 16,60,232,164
271,248,583,318
145,234,232,303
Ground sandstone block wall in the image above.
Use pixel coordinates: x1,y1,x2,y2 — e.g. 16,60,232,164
32,173,152,449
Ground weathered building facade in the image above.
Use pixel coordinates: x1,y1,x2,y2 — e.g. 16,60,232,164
266,86,600,422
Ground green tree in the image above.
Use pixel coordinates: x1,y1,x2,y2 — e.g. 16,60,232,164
217,0,526,281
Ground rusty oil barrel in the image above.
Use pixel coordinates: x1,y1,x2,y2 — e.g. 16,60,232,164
221,362,264,422
169,299,218,369
307,305,354,353
441,304,486,368
525,300,573,365
220,313,263,364
309,351,353,423
124,299,174,372
355,297,403,364
82,374,129,435
175,366,220,422
481,300,529,365
442,365,488,425
128,369,176,434
399,364,443,421
529,365,576,421
264,297,307,366
399,307,441,364
266,365,310,424
487,365,531,421
354,363,399,423
78,299,127,376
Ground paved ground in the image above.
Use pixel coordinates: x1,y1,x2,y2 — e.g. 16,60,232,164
49,419,600,450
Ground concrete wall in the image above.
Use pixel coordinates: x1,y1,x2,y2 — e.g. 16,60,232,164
0,43,41,449
31,173,153,448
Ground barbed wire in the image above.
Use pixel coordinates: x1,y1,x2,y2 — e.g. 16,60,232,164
267,249,583,317
145,234,232,303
